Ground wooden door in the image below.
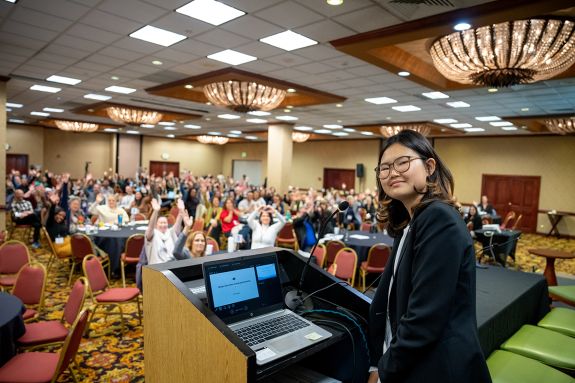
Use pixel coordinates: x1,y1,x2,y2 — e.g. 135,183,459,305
6,154,28,175
481,175,540,233
323,168,355,190
149,161,180,178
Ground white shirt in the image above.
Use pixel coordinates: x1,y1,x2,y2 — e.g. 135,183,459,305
145,228,177,265
119,194,135,209
247,210,286,249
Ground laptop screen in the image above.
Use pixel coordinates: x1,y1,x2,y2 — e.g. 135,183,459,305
203,252,284,324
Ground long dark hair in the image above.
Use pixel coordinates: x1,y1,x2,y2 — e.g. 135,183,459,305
376,130,455,237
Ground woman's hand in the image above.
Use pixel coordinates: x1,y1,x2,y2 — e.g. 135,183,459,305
151,198,161,212
367,370,379,383
177,198,185,211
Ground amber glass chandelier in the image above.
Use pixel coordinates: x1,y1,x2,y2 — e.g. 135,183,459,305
106,106,163,125
196,135,229,145
203,81,286,113
430,19,575,87
292,132,310,143
380,125,430,137
54,120,99,133
544,117,575,135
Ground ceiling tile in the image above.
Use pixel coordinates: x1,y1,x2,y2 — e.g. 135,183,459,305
334,5,403,33
172,39,220,57
266,52,310,67
233,41,284,59
218,0,283,13
67,23,123,44
55,34,106,52
22,0,90,20
98,46,144,62
43,44,91,61
294,0,373,17
221,15,283,40
98,0,167,24
80,9,142,35
113,37,164,54
296,44,343,61
152,12,213,38
1,20,59,42
194,28,251,49
294,19,355,43
238,59,283,73
11,7,73,32
255,1,325,29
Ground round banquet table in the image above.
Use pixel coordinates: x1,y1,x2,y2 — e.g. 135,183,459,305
89,225,147,275
0,292,25,367
322,230,393,264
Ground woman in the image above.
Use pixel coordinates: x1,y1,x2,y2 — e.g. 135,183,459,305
247,205,286,249
477,195,496,216
465,204,483,232
220,198,240,237
368,130,490,383
144,198,183,265
45,194,72,257
89,194,129,225
173,211,207,259
204,196,223,240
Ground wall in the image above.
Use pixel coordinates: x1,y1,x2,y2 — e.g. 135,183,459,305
435,136,575,236
6,124,44,168
222,142,268,181
118,134,141,178
141,136,223,176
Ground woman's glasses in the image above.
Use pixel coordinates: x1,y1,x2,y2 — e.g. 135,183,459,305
374,156,424,179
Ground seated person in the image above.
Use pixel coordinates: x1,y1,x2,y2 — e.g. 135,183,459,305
173,211,207,259
465,205,483,232
11,189,41,248
144,198,183,265
477,195,496,216
119,185,135,210
204,195,223,241
45,193,71,257
220,198,241,237
293,207,316,252
89,194,129,225
247,205,286,250
67,196,87,234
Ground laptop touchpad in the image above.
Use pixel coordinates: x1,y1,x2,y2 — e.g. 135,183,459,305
267,334,304,352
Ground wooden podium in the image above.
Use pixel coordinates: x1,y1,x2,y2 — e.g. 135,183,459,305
143,247,371,382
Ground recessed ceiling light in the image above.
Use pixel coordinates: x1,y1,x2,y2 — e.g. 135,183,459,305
208,131,222,135
323,124,343,129
167,134,175,138
327,0,343,5
422,91,449,99
8,119,25,124
246,118,267,124
521,108,530,112
46,75,81,85
450,123,472,128
287,88,296,93
283,109,291,113
454,22,471,31
43,107,64,113
30,111,49,117
475,116,500,122
398,71,410,77
84,94,112,101
490,121,514,127
361,131,374,136
245,136,258,140
464,127,485,132
6,102,23,108
207,49,256,65
294,126,313,131
30,84,61,93
365,97,397,105
248,111,271,116
276,115,298,121
314,129,332,134
152,60,163,65
501,126,518,131
332,132,349,136
176,0,245,26
111,76,119,80
105,85,136,94
343,128,356,132
104,128,118,132
434,118,458,124
260,30,317,51
158,121,175,126
141,124,155,128
184,124,201,129
129,25,186,47
126,130,140,134
227,134,240,138
392,105,421,112
446,101,470,108
230,130,242,135
218,114,241,119
164,126,177,130
185,84,194,89
488,88,498,93
336,104,343,108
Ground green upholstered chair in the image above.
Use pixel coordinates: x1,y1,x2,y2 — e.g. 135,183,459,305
501,325,575,371
548,286,575,307
538,308,575,338
487,350,575,383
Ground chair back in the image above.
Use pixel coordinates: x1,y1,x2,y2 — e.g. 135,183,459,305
325,240,345,266
312,244,327,268
90,215,98,224
134,213,147,221
277,222,296,240
83,254,109,293
169,206,179,219
367,244,391,269
206,236,219,252
501,211,516,229
333,247,358,283
192,218,204,233
124,234,145,260
63,277,88,326
167,215,176,225
327,263,337,276
0,240,30,274
360,222,372,232
54,309,91,379
70,234,95,262
481,216,492,225
511,214,523,230
12,263,46,307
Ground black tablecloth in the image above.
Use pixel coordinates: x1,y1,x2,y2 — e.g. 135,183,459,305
0,292,25,367
474,229,521,266
342,230,393,264
91,226,147,274
476,266,549,356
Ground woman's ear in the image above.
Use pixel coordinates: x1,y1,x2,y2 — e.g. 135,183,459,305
426,158,437,176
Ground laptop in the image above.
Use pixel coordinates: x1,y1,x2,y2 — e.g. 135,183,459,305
202,252,332,365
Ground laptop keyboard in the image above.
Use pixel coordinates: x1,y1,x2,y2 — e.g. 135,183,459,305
234,314,311,346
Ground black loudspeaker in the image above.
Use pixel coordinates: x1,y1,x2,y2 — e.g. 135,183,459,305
356,163,364,178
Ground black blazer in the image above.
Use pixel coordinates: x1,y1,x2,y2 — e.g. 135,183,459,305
369,201,491,383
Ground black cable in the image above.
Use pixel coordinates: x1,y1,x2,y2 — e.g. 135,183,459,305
362,273,383,294
305,294,369,327
311,319,357,383
300,281,350,304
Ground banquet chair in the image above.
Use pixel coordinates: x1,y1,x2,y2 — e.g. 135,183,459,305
325,240,345,268
501,211,516,229
120,234,145,288
192,218,205,233
43,227,72,278
481,216,493,225
548,285,575,307
538,307,575,338
360,222,372,232
0,308,91,383
327,263,337,276
206,236,219,253
12,263,47,322
360,244,390,291
0,240,30,291
70,234,110,286
275,222,299,251
90,215,98,224
167,214,176,225
18,277,88,350
9,220,32,243
487,350,574,383
133,213,147,221
312,243,327,268
511,214,523,230
332,248,358,286
169,205,179,220
83,254,141,337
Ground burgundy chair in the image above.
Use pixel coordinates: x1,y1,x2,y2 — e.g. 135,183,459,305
83,254,141,337
0,240,30,291
42,227,72,278
275,222,299,251
70,233,110,286
312,243,327,268
18,277,88,350
0,308,91,383
120,234,145,288
332,247,358,286
133,213,147,221
360,244,391,291
12,263,47,322
192,218,205,233
360,222,373,232
325,240,345,268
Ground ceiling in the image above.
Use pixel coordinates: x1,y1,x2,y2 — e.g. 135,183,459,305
1,0,574,142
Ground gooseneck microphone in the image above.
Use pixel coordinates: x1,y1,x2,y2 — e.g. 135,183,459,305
285,200,350,311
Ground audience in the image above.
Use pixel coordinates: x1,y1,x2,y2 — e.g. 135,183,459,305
144,199,183,265
11,189,42,248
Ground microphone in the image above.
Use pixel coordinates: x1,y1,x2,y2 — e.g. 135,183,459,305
285,200,350,311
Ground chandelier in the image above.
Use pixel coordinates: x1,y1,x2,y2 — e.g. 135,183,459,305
54,120,99,133
196,135,229,145
203,81,286,113
292,132,310,143
380,125,430,137
106,106,163,125
545,117,575,135
429,19,575,87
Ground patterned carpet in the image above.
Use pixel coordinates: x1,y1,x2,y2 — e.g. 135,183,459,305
23,232,575,382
